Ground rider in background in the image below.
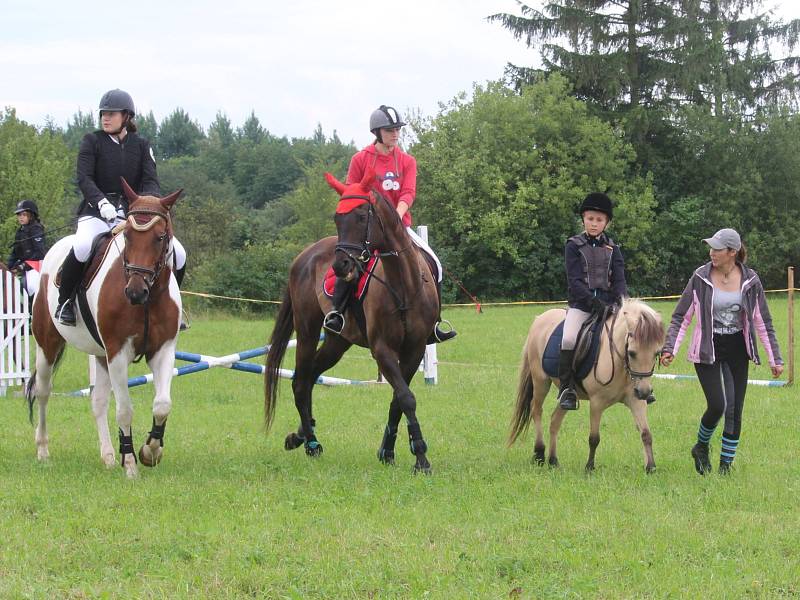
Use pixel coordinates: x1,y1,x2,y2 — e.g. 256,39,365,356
7,199,46,299
557,192,628,410
323,104,456,344
56,89,187,326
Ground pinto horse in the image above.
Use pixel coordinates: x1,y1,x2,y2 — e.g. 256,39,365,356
265,169,439,473
27,180,182,477
509,299,665,472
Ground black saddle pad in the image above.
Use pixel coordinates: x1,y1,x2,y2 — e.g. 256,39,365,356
542,317,605,381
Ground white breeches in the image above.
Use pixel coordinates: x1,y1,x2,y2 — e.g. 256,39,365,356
73,216,186,270
561,307,592,351
406,227,442,282
23,269,41,298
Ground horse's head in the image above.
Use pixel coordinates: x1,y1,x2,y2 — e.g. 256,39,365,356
120,178,183,305
325,169,398,281
620,299,665,401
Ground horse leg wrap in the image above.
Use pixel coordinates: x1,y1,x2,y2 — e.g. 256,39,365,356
378,425,398,461
118,428,137,466
146,418,166,448
407,422,427,456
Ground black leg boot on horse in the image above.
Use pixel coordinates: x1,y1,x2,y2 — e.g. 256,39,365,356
556,348,579,410
427,278,457,344
323,277,353,335
55,249,85,326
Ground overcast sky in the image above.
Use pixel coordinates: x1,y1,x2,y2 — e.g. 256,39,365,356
2,0,799,147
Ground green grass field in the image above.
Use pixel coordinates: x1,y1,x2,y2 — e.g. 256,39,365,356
1,300,798,598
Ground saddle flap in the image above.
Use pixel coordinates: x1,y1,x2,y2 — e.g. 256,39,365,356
542,316,605,381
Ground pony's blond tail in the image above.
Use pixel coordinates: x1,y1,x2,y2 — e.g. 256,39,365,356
508,345,534,446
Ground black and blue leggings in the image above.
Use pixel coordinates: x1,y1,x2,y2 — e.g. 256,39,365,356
693,332,750,465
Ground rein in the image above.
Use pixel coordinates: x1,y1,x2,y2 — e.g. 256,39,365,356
334,194,414,320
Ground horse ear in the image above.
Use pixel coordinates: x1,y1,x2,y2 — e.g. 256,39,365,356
120,177,138,203
360,167,375,191
324,172,346,195
160,189,183,211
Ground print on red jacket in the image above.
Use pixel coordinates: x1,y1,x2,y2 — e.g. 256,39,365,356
346,144,417,227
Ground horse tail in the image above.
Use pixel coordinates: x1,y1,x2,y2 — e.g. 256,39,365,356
264,287,294,431
508,344,535,446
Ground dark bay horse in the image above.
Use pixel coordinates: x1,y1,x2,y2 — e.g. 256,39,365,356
509,299,665,472
265,169,439,473
28,180,183,477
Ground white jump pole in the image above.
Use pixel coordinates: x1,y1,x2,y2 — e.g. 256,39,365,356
416,225,438,385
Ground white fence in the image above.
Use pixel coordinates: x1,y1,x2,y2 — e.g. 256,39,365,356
1,271,31,395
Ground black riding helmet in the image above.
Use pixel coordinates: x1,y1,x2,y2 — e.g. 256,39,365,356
99,89,135,117
15,199,39,219
579,192,613,220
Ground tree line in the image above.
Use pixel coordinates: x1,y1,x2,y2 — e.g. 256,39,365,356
2,0,799,308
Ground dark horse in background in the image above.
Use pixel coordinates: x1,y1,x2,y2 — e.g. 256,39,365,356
265,168,439,473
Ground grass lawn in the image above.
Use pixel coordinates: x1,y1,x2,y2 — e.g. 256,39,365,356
0,299,798,598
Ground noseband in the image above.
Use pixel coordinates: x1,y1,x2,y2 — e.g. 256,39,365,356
122,208,171,293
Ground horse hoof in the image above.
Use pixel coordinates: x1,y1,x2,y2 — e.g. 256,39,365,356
377,449,395,465
585,463,595,473
284,432,304,451
102,453,116,468
139,444,162,467
304,440,323,457
413,464,432,475
36,449,50,462
548,456,560,468
533,448,546,465
645,464,656,474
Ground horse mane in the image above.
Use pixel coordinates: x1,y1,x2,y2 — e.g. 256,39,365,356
622,298,665,348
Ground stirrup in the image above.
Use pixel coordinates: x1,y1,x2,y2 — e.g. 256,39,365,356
557,386,578,410
56,300,76,326
323,310,345,334
433,319,456,343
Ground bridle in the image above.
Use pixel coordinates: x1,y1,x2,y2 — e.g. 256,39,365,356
122,207,171,292
120,205,172,364
593,306,658,385
333,192,414,320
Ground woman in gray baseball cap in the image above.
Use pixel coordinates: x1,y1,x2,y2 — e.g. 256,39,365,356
660,228,783,475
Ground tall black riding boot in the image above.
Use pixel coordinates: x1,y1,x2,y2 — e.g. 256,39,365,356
323,277,351,334
427,280,457,344
55,249,84,326
556,348,578,410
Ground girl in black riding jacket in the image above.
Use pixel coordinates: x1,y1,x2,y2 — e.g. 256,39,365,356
55,89,187,326
557,192,628,411
7,199,46,297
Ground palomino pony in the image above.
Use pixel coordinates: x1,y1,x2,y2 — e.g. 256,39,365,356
265,169,439,473
509,299,665,472
28,180,182,478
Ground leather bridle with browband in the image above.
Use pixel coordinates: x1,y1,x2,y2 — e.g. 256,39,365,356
122,208,172,290
121,206,172,364
592,306,658,386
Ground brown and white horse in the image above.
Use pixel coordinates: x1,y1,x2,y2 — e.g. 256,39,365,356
509,299,665,472
28,180,182,477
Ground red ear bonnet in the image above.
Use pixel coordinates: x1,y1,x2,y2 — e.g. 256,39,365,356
325,169,376,214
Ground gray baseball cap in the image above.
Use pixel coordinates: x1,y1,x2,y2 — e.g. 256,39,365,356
703,228,741,251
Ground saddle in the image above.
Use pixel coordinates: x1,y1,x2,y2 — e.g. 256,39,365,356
55,231,118,347
542,313,606,381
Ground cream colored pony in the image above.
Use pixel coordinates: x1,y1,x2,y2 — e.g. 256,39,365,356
509,299,665,472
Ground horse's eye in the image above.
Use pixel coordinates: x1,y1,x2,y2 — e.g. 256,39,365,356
628,351,637,359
